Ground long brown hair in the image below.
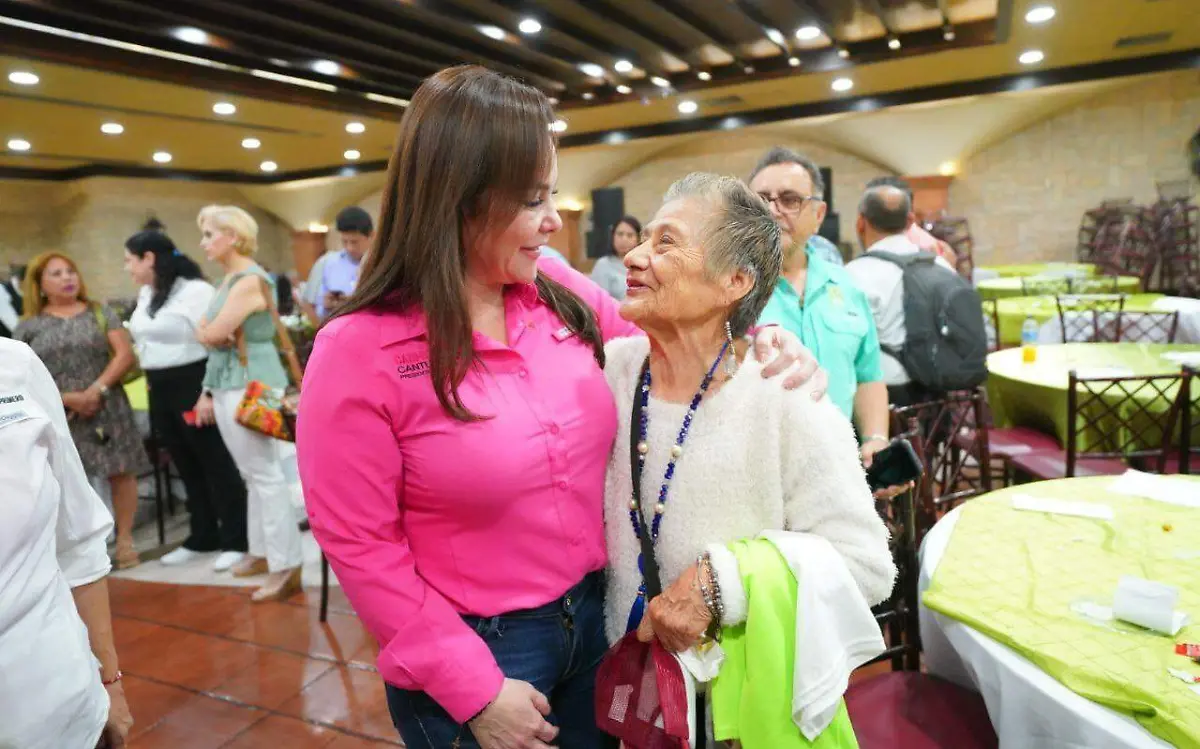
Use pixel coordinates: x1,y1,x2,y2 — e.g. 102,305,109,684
23,251,90,319
330,65,603,420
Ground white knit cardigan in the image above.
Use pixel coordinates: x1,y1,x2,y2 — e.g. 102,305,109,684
602,336,896,643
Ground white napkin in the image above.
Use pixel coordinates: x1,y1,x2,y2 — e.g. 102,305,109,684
1161,351,1200,366
1071,367,1135,379
1109,469,1200,508
1011,493,1115,520
1113,575,1189,635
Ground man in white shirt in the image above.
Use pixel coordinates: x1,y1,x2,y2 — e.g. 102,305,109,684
0,339,133,748
845,184,955,407
0,264,23,337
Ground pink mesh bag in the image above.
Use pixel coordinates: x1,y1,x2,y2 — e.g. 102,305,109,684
595,632,691,749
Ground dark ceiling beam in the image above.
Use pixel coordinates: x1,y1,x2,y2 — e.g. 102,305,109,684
343,0,591,89
175,0,567,92
864,0,897,39
78,0,429,88
792,0,837,30
650,0,750,66
724,0,790,54
583,0,709,67
451,0,677,81
0,24,406,119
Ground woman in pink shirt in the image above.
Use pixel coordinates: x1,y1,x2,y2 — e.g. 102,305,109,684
296,66,817,749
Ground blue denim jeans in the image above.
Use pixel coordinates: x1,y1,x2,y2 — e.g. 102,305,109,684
386,571,615,748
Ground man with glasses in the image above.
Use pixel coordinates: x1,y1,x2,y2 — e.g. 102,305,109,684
750,147,894,479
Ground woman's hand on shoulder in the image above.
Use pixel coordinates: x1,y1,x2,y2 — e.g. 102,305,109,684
750,325,828,399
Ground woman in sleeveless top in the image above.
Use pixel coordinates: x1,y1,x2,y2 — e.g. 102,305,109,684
15,252,150,570
191,205,302,602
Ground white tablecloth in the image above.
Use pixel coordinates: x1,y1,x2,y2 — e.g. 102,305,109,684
1037,297,1200,344
918,508,1171,749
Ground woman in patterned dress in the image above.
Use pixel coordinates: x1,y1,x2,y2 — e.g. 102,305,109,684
15,252,150,569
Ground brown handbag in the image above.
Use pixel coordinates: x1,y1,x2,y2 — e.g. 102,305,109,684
233,275,304,441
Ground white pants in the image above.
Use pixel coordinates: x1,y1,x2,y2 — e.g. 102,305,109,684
211,389,303,572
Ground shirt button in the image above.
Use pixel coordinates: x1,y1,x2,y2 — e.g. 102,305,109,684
549,424,560,435
557,479,569,490
518,369,528,378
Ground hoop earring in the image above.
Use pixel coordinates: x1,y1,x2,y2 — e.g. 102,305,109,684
724,320,738,376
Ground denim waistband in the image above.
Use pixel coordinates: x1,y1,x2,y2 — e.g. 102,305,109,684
466,570,604,621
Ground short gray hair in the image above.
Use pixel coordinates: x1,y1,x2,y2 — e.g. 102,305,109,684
858,185,911,235
663,172,782,337
747,146,825,199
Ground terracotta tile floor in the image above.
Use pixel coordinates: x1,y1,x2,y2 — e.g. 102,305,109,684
112,579,401,748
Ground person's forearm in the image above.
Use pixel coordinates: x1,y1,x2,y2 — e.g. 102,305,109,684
94,349,135,390
300,300,321,327
854,380,889,443
71,578,120,680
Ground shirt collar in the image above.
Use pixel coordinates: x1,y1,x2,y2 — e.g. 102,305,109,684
776,256,837,300
866,233,919,254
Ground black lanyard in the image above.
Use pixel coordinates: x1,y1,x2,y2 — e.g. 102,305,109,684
629,358,663,599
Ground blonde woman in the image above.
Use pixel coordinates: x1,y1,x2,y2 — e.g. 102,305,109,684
15,252,149,570
192,205,302,602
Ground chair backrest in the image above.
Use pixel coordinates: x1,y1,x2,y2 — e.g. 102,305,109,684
1021,276,1070,296
981,298,1000,352
867,471,921,672
1054,294,1125,343
1066,371,1188,476
1181,365,1197,475
1116,310,1180,343
890,390,993,527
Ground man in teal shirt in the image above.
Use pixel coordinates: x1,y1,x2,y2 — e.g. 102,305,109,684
749,147,891,469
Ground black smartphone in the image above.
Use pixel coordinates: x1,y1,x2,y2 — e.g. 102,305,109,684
865,438,923,491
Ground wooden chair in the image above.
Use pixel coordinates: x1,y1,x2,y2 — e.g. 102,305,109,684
1054,294,1125,343
1021,276,1070,296
981,299,1001,352
1009,371,1189,480
1164,365,1198,474
1116,310,1180,344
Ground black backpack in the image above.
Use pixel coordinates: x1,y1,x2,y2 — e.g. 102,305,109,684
870,251,988,392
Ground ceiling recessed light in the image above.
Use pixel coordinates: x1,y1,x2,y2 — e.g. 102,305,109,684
212,101,236,115
1019,49,1045,65
581,92,595,100
345,121,365,134
766,28,786,46
267,58,291,67
888,37,901,50
943,27,956,41
100,122,124,135
171,26,209,45
938,161,958,176
795,25,821,41
7,71,38,86
7,138,30,152
518,18,542,34
548,97,559,105
1025,5,1056,24
788,56,801,67
551,119,568,133
837,48,850,59
477,25,506,40
743,65,755,74
579,63,605,78
831,77,853,92
614,59,634,73
677,100,698,115
697,71,712,81
616,84,632,94
651,76,671,88
312,59,340,76
152,151,172,163
241,137,261,149
344,149,361,160
260,160,278,173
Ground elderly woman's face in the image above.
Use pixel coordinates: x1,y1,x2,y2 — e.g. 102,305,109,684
621,197,748,331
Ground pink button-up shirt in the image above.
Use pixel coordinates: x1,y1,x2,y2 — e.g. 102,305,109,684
296,258,638,723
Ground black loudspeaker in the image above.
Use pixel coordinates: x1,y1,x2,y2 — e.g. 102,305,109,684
818,211,840,245
588,187,625,259
819,167,833,208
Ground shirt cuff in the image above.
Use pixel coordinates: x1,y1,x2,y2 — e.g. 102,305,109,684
380,641,506,725
706,543,748,627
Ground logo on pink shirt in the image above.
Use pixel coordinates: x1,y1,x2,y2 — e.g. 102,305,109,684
395,354,430,379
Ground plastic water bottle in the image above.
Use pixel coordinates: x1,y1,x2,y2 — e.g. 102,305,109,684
1021,316,1038,362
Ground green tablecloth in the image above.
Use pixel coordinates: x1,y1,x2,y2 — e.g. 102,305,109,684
979,275,1141,301
978,262,1097,279
923,477,1200,748
987,342,1200,450
995,294,1166,347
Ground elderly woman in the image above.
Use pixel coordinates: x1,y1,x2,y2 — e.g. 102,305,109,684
603,173,895,744
192,205,302,601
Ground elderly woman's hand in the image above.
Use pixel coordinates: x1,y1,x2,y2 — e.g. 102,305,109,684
636,563,712,653
750,326,828,400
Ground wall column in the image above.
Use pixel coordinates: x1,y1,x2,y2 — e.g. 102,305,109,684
292,229,328,281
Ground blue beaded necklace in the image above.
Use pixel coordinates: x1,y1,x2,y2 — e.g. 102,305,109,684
625,340,730,632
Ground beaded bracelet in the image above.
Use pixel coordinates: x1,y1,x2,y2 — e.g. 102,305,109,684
697,553,724,626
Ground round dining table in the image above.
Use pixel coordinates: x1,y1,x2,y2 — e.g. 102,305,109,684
920,476,1200,748
993,293,1166,347
978,274,1141,301
976,262,1097,280
986,343,1200,450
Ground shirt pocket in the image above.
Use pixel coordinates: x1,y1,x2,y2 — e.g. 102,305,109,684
814,306,869,374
